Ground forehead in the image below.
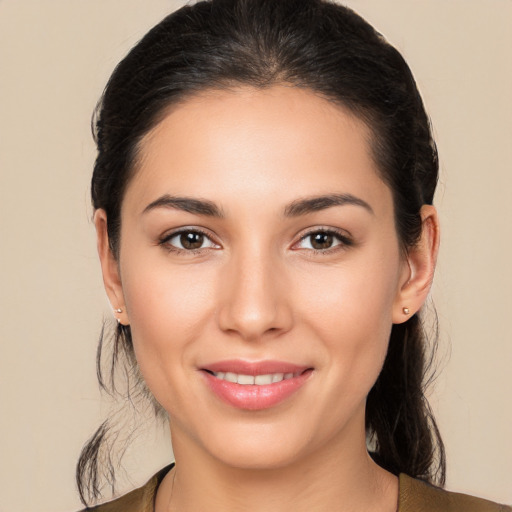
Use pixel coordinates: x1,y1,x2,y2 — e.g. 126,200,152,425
124,85,391,218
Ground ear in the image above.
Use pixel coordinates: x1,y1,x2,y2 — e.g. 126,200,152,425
392,205,440,324
94,209,129,326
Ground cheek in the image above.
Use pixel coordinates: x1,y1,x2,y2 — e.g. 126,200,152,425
296,250,400,381
295,271,396,441
124,252,214,326
300,258,398,336
119,255,217,389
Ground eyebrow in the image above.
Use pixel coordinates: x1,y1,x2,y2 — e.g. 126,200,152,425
142,195,225,217
284,193,374,217
142,192,373,218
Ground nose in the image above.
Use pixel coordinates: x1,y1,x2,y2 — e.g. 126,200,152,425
217,247,293,342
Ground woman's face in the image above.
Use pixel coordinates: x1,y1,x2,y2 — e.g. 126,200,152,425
102,86,413,469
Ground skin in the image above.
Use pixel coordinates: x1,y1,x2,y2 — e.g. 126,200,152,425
95,85,439,512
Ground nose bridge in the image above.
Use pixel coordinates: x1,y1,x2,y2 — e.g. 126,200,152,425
217,240,291,340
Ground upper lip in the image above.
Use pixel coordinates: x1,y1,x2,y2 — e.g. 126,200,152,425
201,359,312,376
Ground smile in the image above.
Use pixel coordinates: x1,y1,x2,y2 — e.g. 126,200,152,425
208,371,302,385
201,361,313,410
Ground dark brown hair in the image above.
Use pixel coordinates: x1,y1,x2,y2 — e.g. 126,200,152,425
78,0,445,505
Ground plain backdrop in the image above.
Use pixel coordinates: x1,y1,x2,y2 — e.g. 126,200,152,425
0,1,511,511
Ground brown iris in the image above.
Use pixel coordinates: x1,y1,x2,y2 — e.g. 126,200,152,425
310,232,334,250
180,232,204,250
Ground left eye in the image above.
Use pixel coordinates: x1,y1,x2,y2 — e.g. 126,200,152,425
295,230,348,251
163,230,218,251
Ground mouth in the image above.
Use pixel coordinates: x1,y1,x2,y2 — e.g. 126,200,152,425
200,361,314,410
203,370,304,385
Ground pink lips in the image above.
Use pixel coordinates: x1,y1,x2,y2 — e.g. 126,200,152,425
201,360,313,410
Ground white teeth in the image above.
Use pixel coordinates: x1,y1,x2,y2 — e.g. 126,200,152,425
224,372,237,383
237,374,255,385
255,374,273,385
212,371,301,385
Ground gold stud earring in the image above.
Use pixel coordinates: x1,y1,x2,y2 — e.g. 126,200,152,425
402,307,410,315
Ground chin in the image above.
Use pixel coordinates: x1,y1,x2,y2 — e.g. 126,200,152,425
190,416,315,470
213,441,307,471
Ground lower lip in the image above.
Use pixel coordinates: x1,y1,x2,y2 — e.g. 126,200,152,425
202,370,313,410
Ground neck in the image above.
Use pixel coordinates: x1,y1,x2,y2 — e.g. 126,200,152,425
156,421,398,512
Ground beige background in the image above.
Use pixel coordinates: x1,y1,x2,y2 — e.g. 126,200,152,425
1,1,511,511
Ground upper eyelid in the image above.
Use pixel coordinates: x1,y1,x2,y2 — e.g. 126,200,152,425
292,227,353,250
160,226,217,242
158,227,221,254
158,226,352,249
296,226,352,241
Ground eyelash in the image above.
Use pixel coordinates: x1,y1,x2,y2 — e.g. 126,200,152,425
293,228,354,255
158,227,353,255
158,227,219,255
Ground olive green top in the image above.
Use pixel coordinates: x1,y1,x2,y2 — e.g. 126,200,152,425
82,465,511,512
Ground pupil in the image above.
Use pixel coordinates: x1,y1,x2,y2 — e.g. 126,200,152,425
181,232,204,249
312,232,333,250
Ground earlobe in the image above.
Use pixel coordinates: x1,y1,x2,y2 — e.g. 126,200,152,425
94,209,129,325
392,205,440,324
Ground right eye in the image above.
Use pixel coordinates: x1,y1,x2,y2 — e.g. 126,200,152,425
160,229,219,253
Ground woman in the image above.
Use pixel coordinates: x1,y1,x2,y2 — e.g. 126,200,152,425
77,0,510,510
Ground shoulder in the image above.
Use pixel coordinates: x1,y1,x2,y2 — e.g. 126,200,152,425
77,465,173,512
399,473,512,512
80,484,150,512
